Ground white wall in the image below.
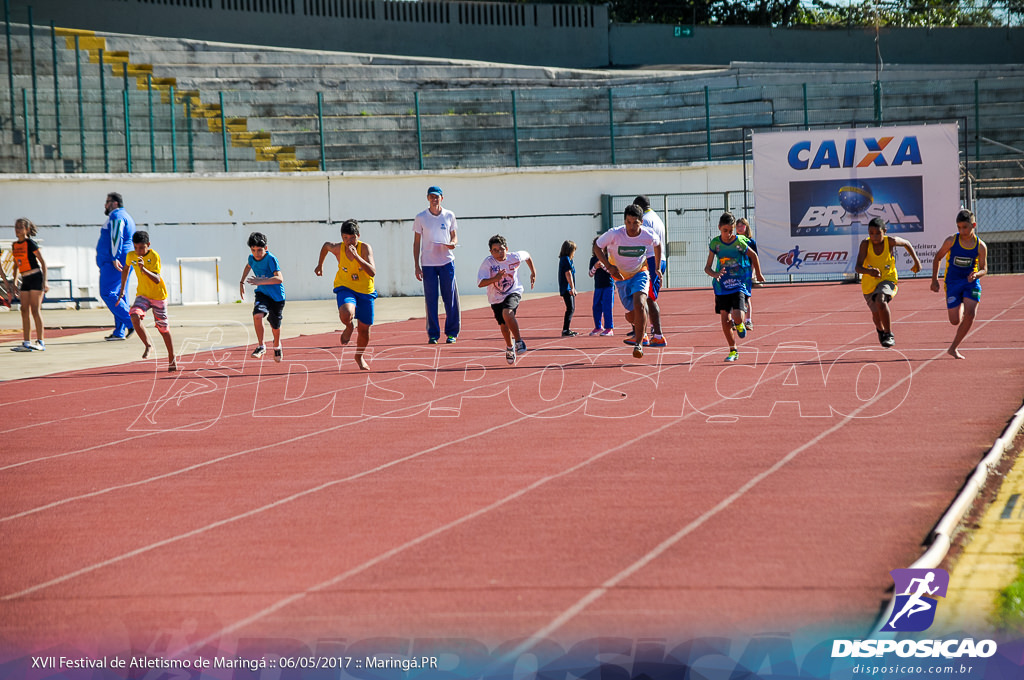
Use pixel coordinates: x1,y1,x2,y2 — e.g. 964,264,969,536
0,164,743,303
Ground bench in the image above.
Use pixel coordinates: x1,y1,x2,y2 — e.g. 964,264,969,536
43,278,100,310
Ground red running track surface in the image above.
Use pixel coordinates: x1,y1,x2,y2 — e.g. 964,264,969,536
1,276,1022,658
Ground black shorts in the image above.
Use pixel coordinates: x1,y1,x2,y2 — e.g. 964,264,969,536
491,293,521,326
715,292,748,314
253,291,286,329
19,271,43,292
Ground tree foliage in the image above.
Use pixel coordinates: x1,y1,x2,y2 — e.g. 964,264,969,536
536,1,1022,28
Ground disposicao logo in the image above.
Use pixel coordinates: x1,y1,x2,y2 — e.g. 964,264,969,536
831,568,998,660
883,568,948,632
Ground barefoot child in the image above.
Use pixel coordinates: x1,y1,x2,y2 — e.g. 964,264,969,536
930,209,987,359
855,217,922,348
9,218,48,352
118,231,176,371
240,232,286,362
477,234,536,365
315,219,376,370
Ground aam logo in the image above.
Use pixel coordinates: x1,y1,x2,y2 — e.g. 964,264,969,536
776,246,848,270
882,568,950,632
788,136,922,170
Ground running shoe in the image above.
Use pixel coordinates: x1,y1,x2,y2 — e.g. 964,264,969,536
30,341,45,351
734,323,747,339
881,332,895,348
561,329,578,337
516,339,527,353
589,328,601,336
505,346,516,365
632,343,644,359
274,348,283,363
104,332,127,341
744,320,753,332
599,329,614,336
252,346,266,358
624,335,649,347
428,337,439,345
648,335,667,347
446,335,457,344
724,349,739,362
877,330,886,346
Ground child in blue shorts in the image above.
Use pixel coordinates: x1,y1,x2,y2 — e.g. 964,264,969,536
931,209,988,359
315,219,377,370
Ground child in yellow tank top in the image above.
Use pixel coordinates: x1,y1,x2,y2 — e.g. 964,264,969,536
315,219,377,371
855,217,922,348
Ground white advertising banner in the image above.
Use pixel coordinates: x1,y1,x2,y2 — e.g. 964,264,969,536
752,124,961,275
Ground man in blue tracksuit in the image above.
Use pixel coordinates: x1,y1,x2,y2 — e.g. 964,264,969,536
97,192,136,340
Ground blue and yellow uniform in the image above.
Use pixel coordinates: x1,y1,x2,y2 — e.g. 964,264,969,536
943,234,982,309
333,240,377,325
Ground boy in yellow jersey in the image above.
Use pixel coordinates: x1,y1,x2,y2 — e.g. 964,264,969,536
315,219,377,371
855,217,922,348
930,209,988,359
117,231,176,371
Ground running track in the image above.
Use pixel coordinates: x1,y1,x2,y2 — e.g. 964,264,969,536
2,276,1023,661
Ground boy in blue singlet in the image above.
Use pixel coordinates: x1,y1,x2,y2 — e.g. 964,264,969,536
931,209,988,359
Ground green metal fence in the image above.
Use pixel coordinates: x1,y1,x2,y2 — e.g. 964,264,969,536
3,18,1024,177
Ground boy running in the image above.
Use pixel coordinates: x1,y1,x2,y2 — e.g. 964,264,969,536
315,219,377,371
593,204,661,359
931,209,987,359
704,212,764,362
239,232,286,362
117,231,176,372
477,234,536,365
855,217,923,348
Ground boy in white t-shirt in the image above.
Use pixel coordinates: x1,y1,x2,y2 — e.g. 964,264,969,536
593,204,662,359
477,234,536,365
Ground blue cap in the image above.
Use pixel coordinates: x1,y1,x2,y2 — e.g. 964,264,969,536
427,186,443,196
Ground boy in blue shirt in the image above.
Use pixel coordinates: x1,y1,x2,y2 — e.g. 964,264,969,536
704,212,764,362
240,232,286,362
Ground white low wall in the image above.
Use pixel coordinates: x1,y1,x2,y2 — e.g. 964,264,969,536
0,163,742,304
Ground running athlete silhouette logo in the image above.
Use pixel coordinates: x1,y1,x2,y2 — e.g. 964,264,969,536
882,568,949,632
777,246,804,272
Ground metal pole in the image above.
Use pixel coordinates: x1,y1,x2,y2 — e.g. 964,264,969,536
22,88,31,172
100,49,109,172
123,86,132,173
317,91,325,171
4,0,14,132
147,74,155,172
51,21,61,158
169,85,176,173
186,97,194,171
414,91,423,170
219,91,228,172
511,90,520,168
705,85,712,162
608,88,616,165
802,83,809,130
873,80,882,125
75,35,85,171
974,79,980,164
28,6,38,143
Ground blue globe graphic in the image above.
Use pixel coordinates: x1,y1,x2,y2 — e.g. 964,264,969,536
838,181,873,215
